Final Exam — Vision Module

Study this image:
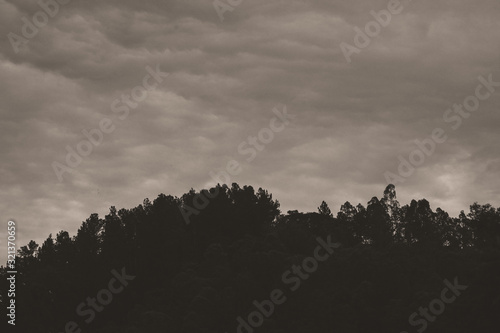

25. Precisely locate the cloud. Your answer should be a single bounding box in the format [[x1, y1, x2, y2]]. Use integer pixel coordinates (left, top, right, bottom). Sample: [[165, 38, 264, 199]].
[[1, 0, 499, 264]]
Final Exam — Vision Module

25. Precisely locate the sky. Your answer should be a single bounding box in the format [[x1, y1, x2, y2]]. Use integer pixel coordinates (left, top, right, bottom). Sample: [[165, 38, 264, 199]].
[[1, 0, 500, 264]]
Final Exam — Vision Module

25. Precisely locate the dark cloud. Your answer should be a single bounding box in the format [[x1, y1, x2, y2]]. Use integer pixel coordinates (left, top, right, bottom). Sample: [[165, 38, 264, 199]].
[[1, 0, 499, 264]]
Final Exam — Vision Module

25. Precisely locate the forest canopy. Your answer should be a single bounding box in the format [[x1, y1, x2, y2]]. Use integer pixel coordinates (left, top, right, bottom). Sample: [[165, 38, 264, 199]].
[[1, 183, 499, 332]]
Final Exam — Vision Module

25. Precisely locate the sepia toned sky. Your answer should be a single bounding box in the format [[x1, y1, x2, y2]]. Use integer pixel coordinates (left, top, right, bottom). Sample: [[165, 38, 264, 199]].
[[1, 0, 500, 264]]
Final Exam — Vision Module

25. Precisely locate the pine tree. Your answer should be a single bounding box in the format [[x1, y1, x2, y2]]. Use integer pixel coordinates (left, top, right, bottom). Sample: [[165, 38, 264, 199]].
[[318, 201, 333, 217]]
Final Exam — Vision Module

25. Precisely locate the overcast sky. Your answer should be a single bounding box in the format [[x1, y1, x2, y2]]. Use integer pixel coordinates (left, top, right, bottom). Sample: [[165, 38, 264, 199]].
[[1, 0, 499, 264]]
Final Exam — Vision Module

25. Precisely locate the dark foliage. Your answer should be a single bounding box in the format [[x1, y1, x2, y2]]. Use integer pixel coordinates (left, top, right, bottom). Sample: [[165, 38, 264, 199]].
[[1, 184, 499, 332]]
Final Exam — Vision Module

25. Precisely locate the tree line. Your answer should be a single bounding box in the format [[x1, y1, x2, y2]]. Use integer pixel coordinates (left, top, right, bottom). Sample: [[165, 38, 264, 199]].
[[1, 184, 499, 332]]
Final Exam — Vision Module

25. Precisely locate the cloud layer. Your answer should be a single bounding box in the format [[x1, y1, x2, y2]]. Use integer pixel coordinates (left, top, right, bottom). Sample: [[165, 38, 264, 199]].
[[1, 0, 499, 263]]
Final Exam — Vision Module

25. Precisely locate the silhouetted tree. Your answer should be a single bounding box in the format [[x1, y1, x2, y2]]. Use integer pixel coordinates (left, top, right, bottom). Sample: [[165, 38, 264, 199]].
[[466, 203, 500, 248], [75, 213, 102, 263], [318, 201, 333, 217], [37, 234, 55, 265], [4, 183, 500, 333]]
